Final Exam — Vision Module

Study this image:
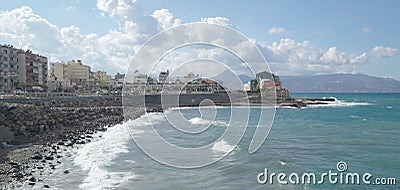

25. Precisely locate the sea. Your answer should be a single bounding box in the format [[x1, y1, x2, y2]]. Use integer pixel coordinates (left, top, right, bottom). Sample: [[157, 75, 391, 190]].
[[36, 93, 399, 189]]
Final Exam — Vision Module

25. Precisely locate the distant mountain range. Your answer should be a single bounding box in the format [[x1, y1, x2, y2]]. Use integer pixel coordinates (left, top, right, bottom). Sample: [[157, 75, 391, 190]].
[[280, 74, 400, 93], [213, 72, 400, 92]]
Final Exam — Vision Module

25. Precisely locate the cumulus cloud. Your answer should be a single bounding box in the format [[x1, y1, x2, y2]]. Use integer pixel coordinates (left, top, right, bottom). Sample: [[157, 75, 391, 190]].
[[96, 0, 158, 37], [268, 27, 287, 35], [256, 38, 380, 75], [151, 9, 181, 30], [349, 53, 369, 64], [0, 6, 62, 53], [370, 45, 398, 57], [0, 2, 397, 78], [320, 47, 348, 64]]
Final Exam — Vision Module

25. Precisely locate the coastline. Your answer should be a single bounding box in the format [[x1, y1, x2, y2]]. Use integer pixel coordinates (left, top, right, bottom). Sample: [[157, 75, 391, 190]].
[[0, 94, 334, 189], [0, 96, 145, 189]]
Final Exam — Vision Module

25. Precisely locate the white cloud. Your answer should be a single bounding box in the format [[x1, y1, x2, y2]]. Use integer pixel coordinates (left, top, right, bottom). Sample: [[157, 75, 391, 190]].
[[151, 9, 182, 30], [268, 27, 287, 35], [320, 47, 348, 64], [257, 38, 379, 75], [349, 53, 369, 64], [0, 6, 62, 53], [266, 38, 322, 63], [362, 26, 372, 33], [0, 3, 397, 78], [96, 0, 158, 36], [200, 17, 232, 27], [370, 45, 398, 57]]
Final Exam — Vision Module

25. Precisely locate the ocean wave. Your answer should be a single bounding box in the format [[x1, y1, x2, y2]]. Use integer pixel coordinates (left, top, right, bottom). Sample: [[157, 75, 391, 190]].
[[189, 117, 229, 127], [306, 97, 372, 108], [307, 101, 372, 108], [74, 123, 136, 190], [211, 139, 236, 153], [169, 106, 227, 111]]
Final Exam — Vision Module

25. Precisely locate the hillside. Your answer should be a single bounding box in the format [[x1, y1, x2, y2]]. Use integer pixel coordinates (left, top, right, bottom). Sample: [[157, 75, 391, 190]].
[[280, 74, 400, 93]]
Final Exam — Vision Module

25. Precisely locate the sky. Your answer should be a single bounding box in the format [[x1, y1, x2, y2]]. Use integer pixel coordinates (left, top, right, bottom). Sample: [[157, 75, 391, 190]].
[[0, 0, 399, 80]]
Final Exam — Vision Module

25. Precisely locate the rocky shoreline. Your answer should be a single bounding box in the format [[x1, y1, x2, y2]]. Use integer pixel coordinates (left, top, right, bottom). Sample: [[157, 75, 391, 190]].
[[0, 94, 334, 189], [0, 96, 144, 189]]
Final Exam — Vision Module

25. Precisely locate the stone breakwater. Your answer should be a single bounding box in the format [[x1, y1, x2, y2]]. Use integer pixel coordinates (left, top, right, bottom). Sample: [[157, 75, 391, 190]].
[[0, 96, 144, 189]]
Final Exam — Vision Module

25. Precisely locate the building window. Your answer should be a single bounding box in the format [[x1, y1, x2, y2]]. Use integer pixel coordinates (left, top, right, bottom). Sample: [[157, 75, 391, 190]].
[[2, 50, 7, 54], [10, 57, 14, 61], [2, 57, 7, 61]]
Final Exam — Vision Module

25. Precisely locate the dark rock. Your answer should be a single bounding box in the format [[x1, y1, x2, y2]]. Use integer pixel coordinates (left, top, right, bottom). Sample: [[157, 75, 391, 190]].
[[29, 177, 36, 182], [43, 184, 50, 188], [63, 170, 70, 174], [76, 141, 85, 144], [31, 154, 43, 160]]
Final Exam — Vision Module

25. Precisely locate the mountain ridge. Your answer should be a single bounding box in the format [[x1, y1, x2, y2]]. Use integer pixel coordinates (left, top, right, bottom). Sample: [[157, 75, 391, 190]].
[[280, 73, 400, 93]]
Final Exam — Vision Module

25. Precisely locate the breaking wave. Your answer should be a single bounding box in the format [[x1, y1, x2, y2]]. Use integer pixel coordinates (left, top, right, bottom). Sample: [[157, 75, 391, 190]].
[[211, 139, 236, 153]]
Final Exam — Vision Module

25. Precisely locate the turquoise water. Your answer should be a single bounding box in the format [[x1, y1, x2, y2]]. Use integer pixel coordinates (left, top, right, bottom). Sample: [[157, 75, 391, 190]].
[[44, 93, 399, 189]]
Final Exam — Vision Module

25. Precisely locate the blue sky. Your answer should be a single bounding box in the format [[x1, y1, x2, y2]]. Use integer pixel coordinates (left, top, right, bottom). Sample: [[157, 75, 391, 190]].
[[0, 0, 399, 79]]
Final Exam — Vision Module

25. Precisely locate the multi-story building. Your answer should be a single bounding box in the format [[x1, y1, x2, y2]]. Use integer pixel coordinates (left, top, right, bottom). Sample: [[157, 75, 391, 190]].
[[48, 62, 68, 91], [66, 60, 91, 88], [113, 72, 125, 87], [158, 70, 169, 84], [1, 45, 48, 92], [94, 71, 112, 85], [23, 50, 48, 86], [132, 70, 148, 84], [0, 45, 20, 92]]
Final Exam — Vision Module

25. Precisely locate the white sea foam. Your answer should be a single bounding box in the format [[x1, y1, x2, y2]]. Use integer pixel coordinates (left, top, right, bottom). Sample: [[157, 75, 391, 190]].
[[189, 117, 229, 127], [211, 139, 236, 153], [74, 123, 137, 190], [189, 117, 211, 125], [306, 97, 372, 108], [169, 106, 227, 111]]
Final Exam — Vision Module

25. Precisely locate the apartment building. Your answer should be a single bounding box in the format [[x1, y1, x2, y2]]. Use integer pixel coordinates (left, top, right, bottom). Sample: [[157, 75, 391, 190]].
[[94, 71, 112, 86], [24, 50, 48, 86], [0, 45, 19, 91], [0, 45, 48, 92], [66, 60, 91, 87]]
